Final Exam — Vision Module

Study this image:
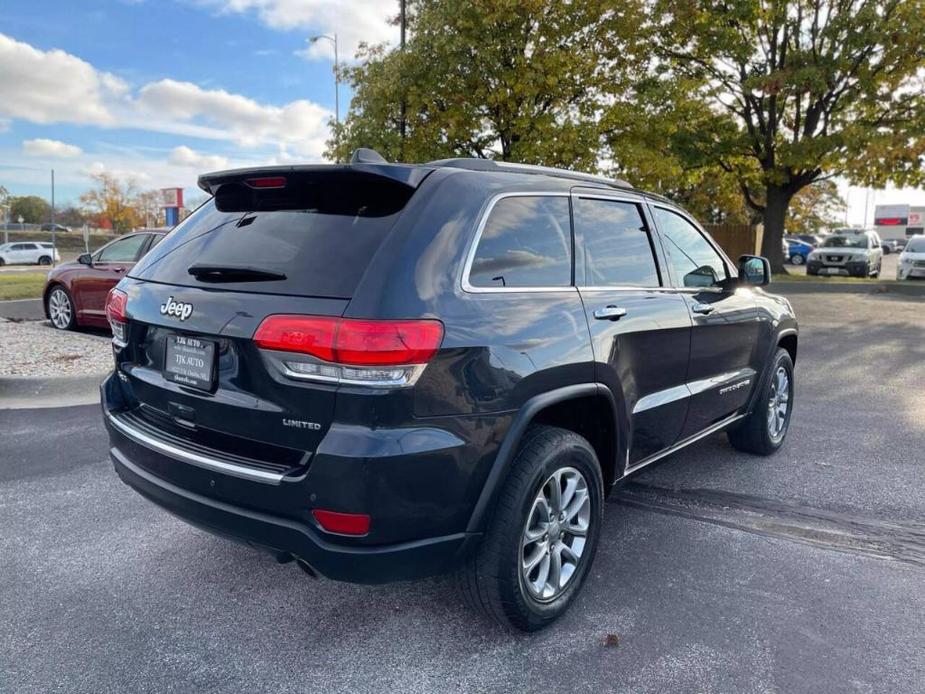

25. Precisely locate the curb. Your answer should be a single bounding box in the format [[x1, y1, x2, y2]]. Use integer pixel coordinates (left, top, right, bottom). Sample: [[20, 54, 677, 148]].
[[0, 372, 106, 410], [772, 281, 925, 297]]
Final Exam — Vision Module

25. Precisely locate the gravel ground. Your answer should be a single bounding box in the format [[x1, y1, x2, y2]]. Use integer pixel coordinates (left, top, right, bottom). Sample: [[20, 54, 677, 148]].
[[0, 318, 111, 377]]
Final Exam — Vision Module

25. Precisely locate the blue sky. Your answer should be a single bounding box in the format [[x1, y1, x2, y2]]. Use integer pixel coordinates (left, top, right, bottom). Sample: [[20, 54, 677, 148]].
[[0, 0, 395, 205]]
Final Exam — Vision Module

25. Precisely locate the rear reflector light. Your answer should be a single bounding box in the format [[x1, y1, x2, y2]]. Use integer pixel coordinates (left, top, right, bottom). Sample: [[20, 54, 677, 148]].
[[105, 288, 128, 344], [254, 316, 443, 366], [312, 509, 371, 536], [245, 176, 287, 189]]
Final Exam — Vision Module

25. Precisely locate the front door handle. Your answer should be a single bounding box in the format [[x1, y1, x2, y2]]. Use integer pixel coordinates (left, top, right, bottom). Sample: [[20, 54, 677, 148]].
[[593, 305, 627, 321], [691, 302, 714, 315]]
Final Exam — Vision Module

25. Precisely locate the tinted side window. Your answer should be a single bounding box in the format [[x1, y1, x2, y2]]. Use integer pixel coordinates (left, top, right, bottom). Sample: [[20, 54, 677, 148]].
[[97, 235, 149, 262], [574, 198, 660, 287], [469, 196, 571, 288], [654, 208, 728, 288]]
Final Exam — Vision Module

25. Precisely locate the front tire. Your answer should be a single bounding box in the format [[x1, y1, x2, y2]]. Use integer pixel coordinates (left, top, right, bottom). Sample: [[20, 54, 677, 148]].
[[790, 253, 805, 265], [457, 425, 604, 631], [47, 285, 76, 330], [728, 348, 794, 455], [38, 255, 52, 265]]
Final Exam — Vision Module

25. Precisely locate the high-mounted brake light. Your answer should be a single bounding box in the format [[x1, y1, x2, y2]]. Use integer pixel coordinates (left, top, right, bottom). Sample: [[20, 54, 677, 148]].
[[245, 176, 287, 189], [105, 288, 128, 344], [312, 509, 371, 536], [253, 315, 444, 387]]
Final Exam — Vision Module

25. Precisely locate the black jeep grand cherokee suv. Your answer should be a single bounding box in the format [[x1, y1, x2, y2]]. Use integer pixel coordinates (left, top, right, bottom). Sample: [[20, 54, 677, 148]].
[[102, 150, 797, 631]]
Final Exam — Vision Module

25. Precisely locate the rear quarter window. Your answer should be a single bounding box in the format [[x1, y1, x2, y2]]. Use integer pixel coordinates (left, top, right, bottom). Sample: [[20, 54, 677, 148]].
[[467, 195, 572, 289]]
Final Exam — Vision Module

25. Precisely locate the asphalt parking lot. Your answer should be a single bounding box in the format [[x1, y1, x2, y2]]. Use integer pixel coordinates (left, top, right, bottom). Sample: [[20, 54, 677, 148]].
[[1, 289, 924, 693]]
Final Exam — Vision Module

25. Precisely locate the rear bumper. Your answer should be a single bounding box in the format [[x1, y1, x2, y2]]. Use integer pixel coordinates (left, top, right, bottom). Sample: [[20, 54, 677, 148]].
[[111, 446, 478, 583], [100, 372, 484, 583]]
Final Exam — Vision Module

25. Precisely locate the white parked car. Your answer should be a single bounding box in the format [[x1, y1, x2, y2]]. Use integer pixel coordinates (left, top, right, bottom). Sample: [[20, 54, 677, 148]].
[[0, 242, 60, 266], [896, 235, 925, 280], [806, 230, 883, 277]]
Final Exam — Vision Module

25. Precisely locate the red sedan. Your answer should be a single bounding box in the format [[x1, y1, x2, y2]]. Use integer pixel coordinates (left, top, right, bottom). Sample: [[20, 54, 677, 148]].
[[43, 230, 166, 331]]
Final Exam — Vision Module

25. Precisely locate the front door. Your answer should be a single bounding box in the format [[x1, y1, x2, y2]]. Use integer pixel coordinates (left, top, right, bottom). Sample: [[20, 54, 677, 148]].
[[75, 234, 150, 322], [649, 204, 760, 437], [572, 192, 693, 466]]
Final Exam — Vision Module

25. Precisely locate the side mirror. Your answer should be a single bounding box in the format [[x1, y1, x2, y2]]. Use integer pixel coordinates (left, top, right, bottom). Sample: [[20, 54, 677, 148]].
[[739, 255, 770, 286], [77, 253, 92, 266]]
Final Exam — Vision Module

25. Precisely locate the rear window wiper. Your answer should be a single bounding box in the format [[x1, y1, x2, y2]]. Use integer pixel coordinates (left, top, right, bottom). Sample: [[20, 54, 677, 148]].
[[187, 264, 287, 282]]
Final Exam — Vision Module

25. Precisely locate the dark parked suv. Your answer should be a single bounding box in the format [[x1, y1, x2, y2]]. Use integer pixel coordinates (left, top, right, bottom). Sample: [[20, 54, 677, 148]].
[[102, 151, 798, 630]]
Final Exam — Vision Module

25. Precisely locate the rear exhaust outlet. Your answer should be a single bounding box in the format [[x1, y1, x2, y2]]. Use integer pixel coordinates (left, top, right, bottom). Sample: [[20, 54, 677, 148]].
[[296, 559, 318, 579], [273, 551, 295, 564]]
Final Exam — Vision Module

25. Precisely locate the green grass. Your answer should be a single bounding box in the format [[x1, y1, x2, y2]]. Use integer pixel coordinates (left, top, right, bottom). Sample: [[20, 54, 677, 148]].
[[0, 272, 47, 300], [772, 272, 894, 284]]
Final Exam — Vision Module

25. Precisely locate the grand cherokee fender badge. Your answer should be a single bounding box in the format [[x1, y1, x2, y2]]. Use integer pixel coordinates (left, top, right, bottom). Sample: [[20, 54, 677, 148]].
[[160, 296, 193, 321], [719, 378, 751, 395]]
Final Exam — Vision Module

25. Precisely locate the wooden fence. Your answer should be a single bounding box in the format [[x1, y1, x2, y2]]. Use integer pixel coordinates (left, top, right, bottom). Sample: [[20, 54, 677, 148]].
[[704, 223, 764, 260]]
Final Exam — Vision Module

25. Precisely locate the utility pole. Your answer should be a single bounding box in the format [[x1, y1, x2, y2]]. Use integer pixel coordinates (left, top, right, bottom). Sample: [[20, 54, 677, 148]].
[[399, 0, 407, 159], [50, 169, 56, 268], [311, 33, 340, 129]]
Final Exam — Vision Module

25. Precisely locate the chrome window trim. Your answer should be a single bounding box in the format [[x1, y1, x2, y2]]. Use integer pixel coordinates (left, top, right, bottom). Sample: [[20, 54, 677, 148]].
[[460, 191, 575, 294], [106, 411, 285, 485]]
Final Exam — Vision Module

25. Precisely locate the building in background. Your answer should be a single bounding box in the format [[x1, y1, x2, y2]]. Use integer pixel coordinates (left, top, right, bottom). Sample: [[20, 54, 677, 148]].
[[874, 204, 925, 241], [161, 188, 184, 227]]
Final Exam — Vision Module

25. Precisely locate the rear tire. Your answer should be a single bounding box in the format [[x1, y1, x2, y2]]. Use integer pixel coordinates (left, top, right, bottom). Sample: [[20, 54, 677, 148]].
[[790, 253, 805, 265], [456, 425, 604, 631], [728, 348, 794, 455]]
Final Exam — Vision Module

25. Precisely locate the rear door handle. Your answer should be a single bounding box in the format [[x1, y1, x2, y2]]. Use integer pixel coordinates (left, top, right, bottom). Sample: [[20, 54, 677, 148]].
[[691, 302, 714, 315], [593, 305, 627, 321]]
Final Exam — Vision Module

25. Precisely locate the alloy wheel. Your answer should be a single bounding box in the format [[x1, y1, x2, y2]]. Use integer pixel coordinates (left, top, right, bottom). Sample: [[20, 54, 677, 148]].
[[767, 366, 790, 440], [520, 467, 591, 602], [48, 288, 72, 329]]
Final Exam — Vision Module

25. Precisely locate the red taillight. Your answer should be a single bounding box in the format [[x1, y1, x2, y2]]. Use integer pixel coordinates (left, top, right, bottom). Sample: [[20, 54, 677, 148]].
[[105, 288, 127, 323], [254, 315, 444, 366], [245, 176, 287, 189], [312, 509, 371, 536]]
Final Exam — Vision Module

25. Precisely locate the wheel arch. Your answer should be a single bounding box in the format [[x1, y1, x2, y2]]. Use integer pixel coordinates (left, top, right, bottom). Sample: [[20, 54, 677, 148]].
[[778, 330, 798, 364], [465, 384, 621, 533]]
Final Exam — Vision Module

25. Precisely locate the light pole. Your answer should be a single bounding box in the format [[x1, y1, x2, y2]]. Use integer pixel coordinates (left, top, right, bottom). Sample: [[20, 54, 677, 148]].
[[310, 33, 339, 129]]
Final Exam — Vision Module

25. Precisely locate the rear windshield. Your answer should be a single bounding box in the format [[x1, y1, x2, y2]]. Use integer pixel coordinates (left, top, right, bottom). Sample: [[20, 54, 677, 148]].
[[130, 197, 407, 298]]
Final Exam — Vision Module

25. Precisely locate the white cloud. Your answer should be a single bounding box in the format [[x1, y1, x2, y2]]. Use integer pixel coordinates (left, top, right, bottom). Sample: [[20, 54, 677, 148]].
[[0, 33, 333, 159], [22, 138, 83, 158], [136, 79, 330, 156], [203, 0, 397, 61], [0, 33, 127, 125], [168, 145, 230, 170]]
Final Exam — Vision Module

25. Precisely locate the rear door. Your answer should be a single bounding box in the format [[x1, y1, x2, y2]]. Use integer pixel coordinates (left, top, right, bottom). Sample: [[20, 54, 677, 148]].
[[10, 243, 33, 263], [75, 233, 151, 322], [649, 203, 760, 437], [573, 191, 693, 465]]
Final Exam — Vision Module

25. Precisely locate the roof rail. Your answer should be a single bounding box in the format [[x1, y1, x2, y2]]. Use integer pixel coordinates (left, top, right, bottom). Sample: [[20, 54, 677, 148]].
[[426, 157, 632, 189]]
